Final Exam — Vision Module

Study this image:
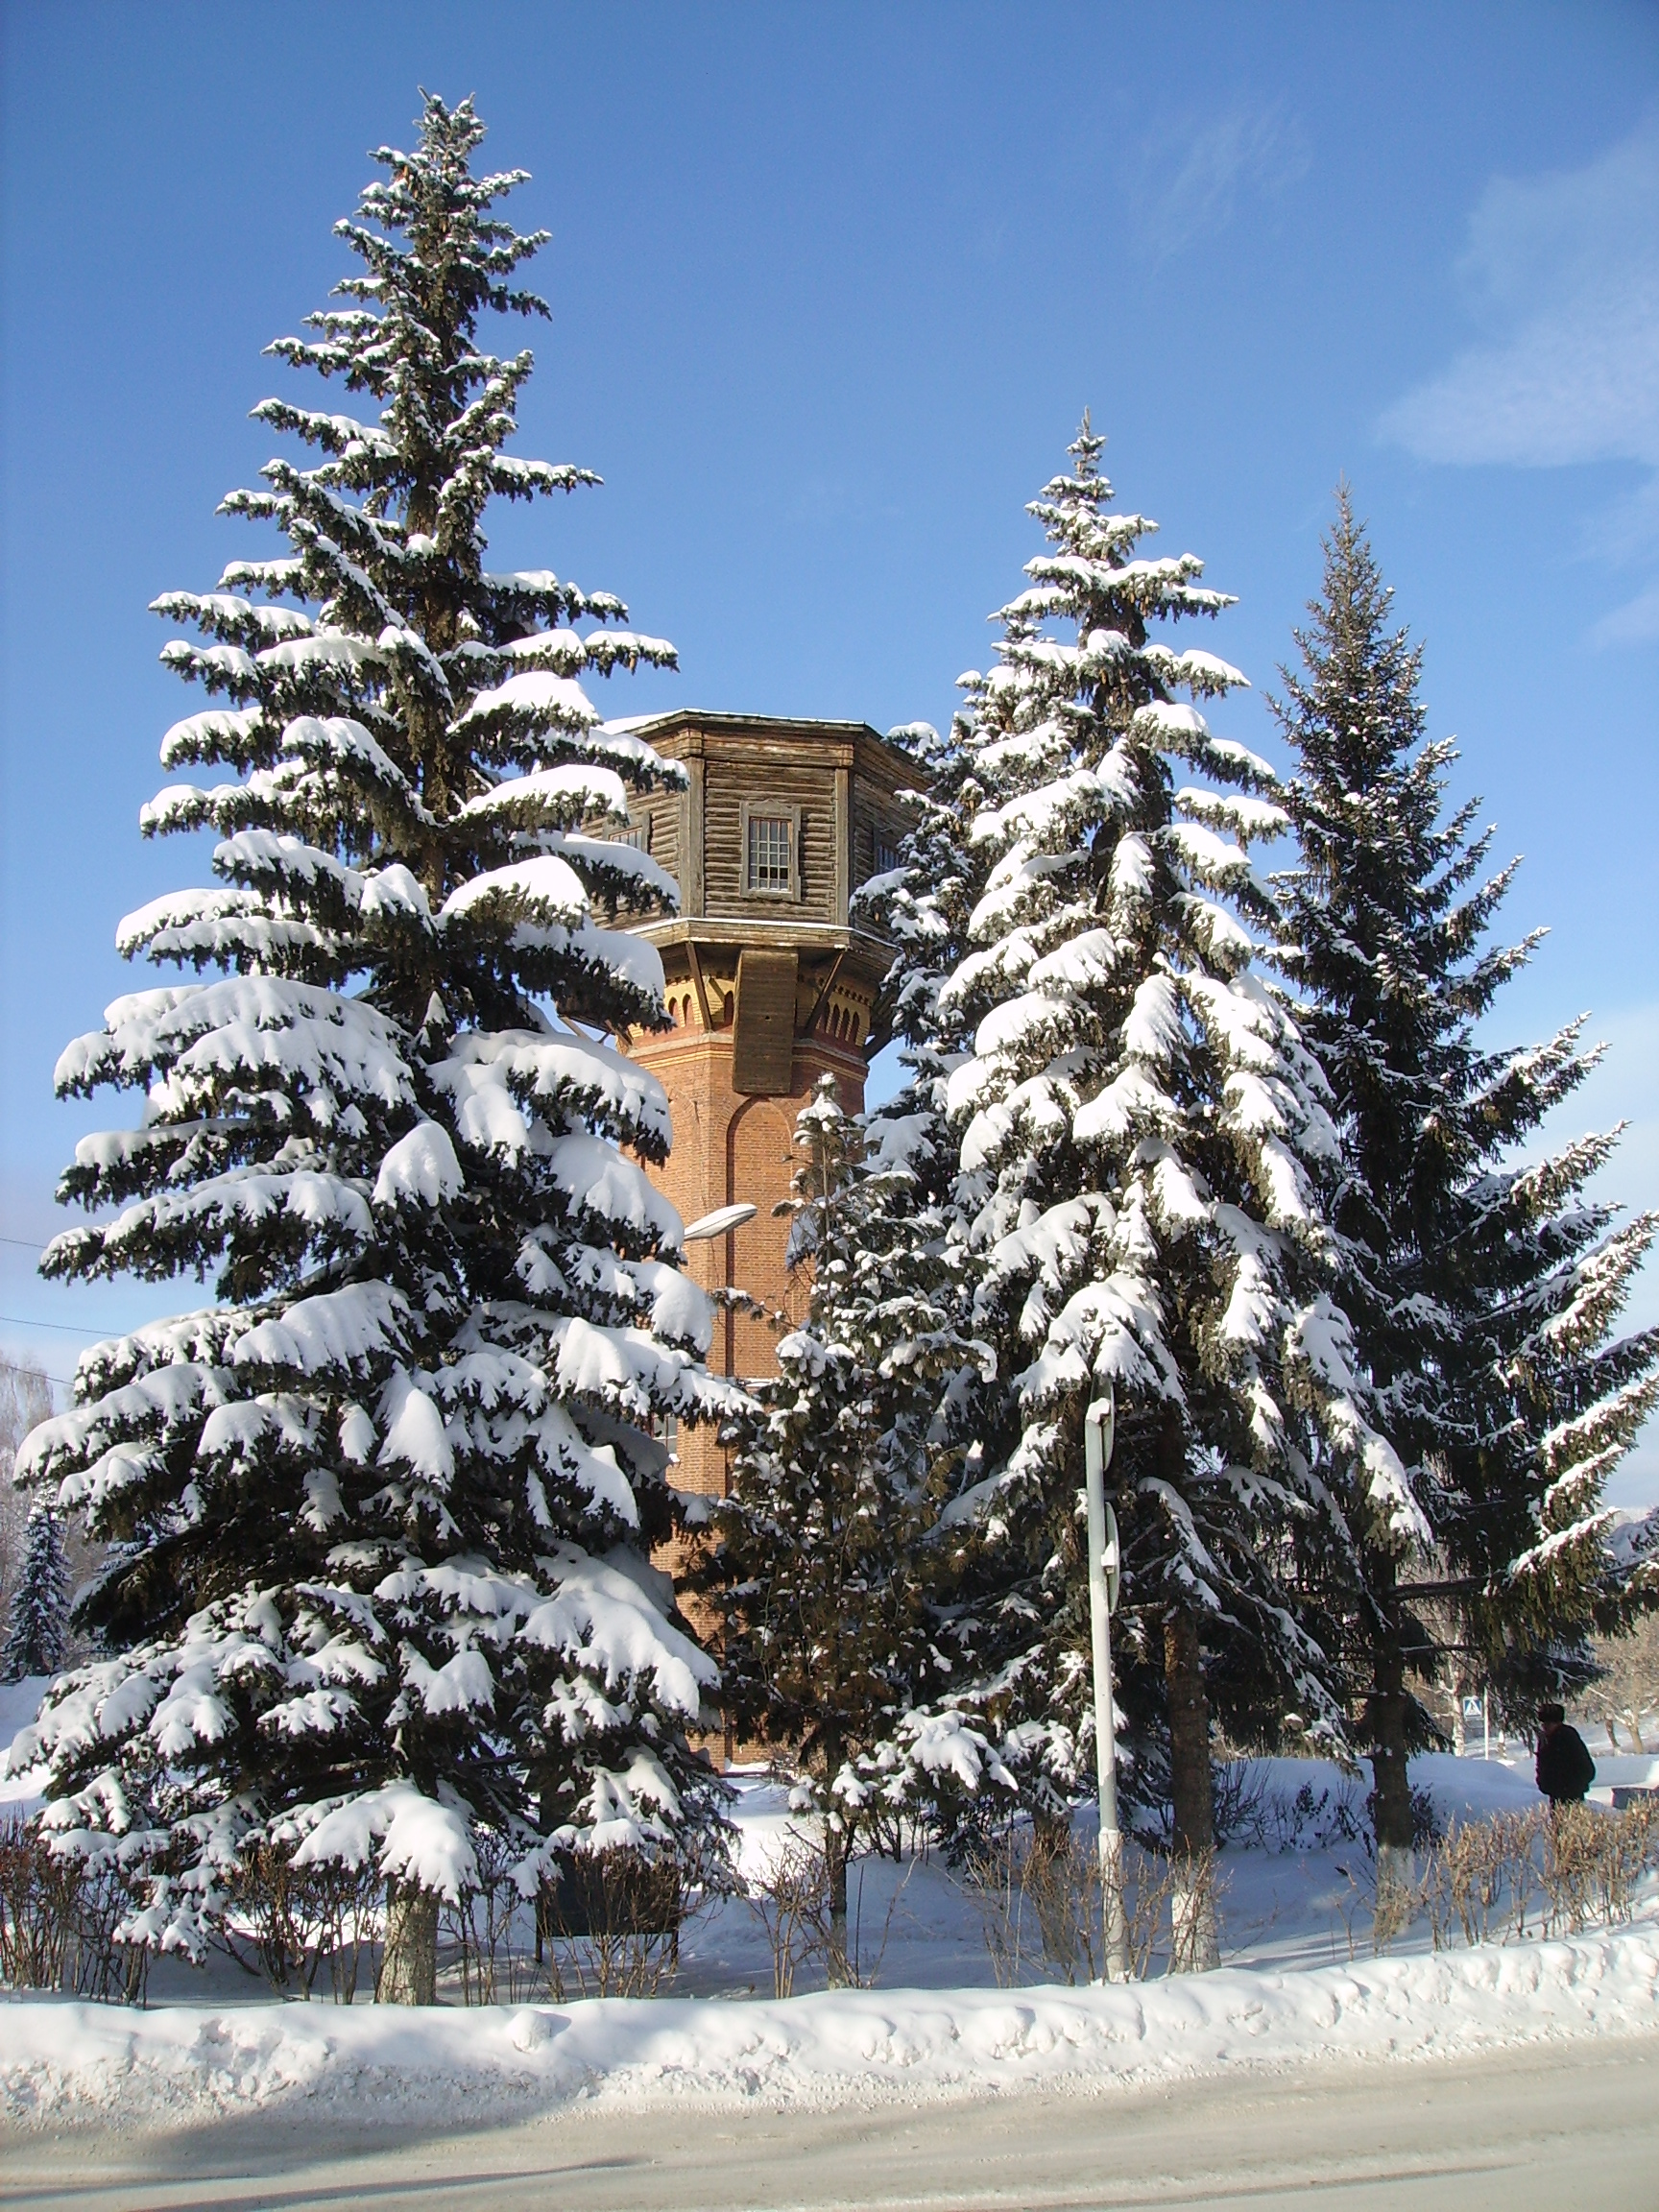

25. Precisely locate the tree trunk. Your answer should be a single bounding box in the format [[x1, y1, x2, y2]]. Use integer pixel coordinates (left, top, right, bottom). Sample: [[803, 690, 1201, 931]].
[[1367, 1564, 1415, 1904], [377, 1880, 439, 2005], [1164, 1605, 1219, 1972], [826, 1828, 851, 1986]]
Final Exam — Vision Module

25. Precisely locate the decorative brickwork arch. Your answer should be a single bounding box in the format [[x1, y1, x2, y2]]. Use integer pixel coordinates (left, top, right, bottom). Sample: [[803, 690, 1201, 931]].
[[726, 1095, 799, 1373]]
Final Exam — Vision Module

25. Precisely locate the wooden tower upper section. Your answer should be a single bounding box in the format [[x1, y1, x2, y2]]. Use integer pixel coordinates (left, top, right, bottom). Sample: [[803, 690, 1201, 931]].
[[615, 709, 921, 1490]]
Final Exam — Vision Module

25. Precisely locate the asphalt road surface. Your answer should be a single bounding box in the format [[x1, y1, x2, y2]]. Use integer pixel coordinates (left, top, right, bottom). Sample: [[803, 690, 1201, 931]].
[[3, 2035, 1656, 2212]]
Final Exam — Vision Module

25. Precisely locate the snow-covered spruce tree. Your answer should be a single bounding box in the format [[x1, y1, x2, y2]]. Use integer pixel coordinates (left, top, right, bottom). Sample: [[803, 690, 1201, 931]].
[[926, 422, 1416, 1961], [852, 715, 993, 1397], [854, 720, 981, 1073], [1273, 489, 1659, 1874], [6, 97, 738, 2004], [2, 1506, 69, 1683], [698, 1076, 988, 1974], [847, 725, 1021, 1815], [0, 1358, 55, 1617]]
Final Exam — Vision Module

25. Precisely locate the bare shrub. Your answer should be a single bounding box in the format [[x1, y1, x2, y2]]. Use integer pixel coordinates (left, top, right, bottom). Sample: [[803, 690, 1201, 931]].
[[1167, 1846, 1223, 1974], [745, 1828, 830, 1998], [1540, 1800, 1659, 1934], [964, 1820, 1223, 1984], [1596, 1795, 1659, 1924], [0, 1816, 148, 2002], [1370, 1855, 1417, 1953], [1419, 1811, 1540, 1949], [1357, 1799, 1659, 1957], [1258, 1774, 1367, 1855], [441, 1826, 534, 2008], [964, 1821, 1098, 1985], [962, 1827, 1026, 1988], [742, 1826, 909, 1995], [222, 1840, 314, 1993], [310, 1860, 383, 2003], [444, 1834, 739, 2008], [536, 1846, 686, 2001], [1022, 1820, 1099, 1979], [1211, 1762, 1270, 1848], [541, 1921, 679, 2001], [220, 1840, 382, 2002], [0, 1815, 78, 1988]]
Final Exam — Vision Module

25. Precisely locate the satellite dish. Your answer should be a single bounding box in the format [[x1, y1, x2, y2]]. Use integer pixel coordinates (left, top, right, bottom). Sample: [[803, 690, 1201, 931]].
[[682, 1202, 757, 1243]]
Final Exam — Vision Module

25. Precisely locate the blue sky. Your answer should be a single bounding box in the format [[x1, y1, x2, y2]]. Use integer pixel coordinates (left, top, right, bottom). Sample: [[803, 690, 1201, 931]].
[[3, 2, 1658, 1497]]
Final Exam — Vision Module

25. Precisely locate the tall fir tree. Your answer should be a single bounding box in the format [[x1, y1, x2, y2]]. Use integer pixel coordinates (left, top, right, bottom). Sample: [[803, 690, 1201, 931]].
[[854, 719, 981, 1073], [3, 1506, 70, 1684], [700, 1075, 986, 1970], [850, 713, 996, 1599], [849, 721, 1026, 1797], [0, 1359, 55, 1619], [1273, 489, 1659, 1874], [7, 97, 736, 2001], [916, 423, 1414, 1959]]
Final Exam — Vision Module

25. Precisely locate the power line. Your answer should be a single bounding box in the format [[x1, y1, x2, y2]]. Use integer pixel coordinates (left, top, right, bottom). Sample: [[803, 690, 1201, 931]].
[[0, 1235, 46, 1252], [0, 1352, 76, 1387], [0, 1313, 109, 1336]]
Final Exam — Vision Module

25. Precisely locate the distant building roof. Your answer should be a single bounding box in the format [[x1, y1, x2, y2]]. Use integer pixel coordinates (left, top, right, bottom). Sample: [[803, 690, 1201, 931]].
[[603, 709, 883, 740], [601, 709, 925, 786]]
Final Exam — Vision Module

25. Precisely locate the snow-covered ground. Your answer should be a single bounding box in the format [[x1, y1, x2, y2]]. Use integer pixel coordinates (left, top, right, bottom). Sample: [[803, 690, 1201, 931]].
[[666, 1752, 1625, 1989], [2, 1743, 1657, 2131]]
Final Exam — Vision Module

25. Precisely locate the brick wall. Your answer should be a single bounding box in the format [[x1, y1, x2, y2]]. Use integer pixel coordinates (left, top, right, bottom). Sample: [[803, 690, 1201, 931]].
[[627, 1018, 866, 1498]]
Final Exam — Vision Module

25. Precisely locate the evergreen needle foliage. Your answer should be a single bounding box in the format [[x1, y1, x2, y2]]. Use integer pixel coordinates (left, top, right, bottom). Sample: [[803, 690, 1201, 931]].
[[12, 96, 737, 1990], [1273, 489, 1659, 1861]]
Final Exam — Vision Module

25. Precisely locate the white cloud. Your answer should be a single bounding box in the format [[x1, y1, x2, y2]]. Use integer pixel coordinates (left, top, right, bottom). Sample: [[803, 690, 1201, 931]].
[[1593, 579, 1659, 649], [1135, 103, 1309, 260], [1383, 118, 1659, 468], [1382, 116, 1659, 647]]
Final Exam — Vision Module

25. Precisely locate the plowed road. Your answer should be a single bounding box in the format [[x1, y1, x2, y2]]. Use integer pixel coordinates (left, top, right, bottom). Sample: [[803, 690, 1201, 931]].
[[3, 2035, 1655, 2211]]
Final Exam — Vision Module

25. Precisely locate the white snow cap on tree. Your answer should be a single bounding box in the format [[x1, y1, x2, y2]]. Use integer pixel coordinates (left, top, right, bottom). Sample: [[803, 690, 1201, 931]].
[[7, 96, 739, 1958]]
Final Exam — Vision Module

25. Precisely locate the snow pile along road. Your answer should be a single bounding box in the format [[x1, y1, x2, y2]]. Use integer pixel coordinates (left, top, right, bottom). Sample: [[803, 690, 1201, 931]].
[[4, 1918, 1657, 2130]]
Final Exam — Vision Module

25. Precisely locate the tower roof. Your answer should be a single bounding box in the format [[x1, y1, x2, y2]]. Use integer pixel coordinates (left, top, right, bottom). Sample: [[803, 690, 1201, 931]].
[[604, 709, 924, 786]]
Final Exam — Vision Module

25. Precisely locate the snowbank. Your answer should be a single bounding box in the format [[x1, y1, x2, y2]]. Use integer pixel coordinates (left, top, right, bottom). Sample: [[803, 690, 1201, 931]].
[[1586, 1753, 1659, 1802], [4, 1918, 1657, 2131]]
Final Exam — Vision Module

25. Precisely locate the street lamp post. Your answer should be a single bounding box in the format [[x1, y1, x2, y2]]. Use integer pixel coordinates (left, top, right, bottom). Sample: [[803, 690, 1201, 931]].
[[1085, 1389, 1129, 1982]]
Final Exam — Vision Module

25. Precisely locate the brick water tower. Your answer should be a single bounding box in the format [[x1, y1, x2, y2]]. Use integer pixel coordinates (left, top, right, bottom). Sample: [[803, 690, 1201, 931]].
[[616, 710, 920, 1497]]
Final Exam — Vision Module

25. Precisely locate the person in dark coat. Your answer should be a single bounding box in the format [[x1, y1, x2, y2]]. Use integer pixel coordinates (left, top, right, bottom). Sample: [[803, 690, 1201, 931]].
[[1535, 1703, 1597, 1803]]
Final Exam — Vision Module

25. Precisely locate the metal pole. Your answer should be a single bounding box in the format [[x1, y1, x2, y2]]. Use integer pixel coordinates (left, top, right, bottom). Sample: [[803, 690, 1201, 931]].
[[1483, 1692, 1490, 1763], [1085, 1390, 1129, 1983]]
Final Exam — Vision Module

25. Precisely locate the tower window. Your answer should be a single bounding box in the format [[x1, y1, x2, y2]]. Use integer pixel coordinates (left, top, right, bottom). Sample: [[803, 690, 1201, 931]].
[[743, 805, 799, 896], [874, 834, 899, 876], [748, 813, 790, 889]]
